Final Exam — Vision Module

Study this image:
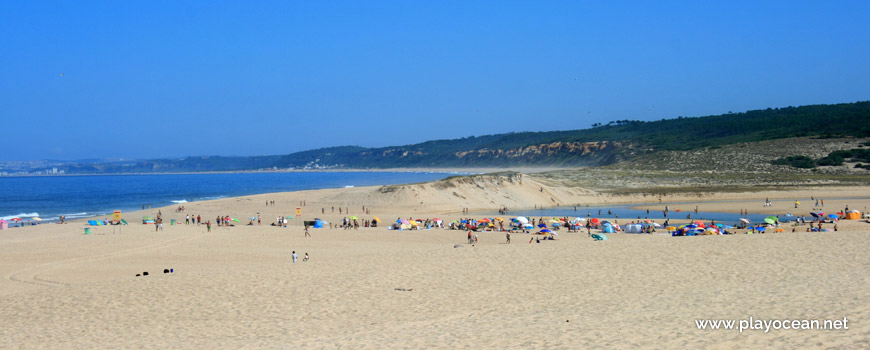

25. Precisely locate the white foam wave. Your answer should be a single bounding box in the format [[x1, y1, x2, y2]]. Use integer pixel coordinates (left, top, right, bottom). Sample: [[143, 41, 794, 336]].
[[0, 212, 40, 220], [62, 212, 91, 219], [171, 200, 188, 204], [344, 185, 355, 188]]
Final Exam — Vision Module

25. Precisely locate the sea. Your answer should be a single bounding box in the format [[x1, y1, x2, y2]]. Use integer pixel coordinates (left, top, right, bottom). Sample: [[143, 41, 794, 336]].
[[0, 172, 462, 222]]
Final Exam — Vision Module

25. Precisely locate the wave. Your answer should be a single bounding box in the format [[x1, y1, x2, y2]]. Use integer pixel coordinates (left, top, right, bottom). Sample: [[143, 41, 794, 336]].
[[171, 200, 188, 204], [0, 212, 40, 220], [62, 212, 92, 219], [344, 185, 355, 188]]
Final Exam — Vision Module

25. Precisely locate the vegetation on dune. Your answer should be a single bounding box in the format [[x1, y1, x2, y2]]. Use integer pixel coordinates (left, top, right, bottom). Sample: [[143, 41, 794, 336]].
[[772, 148, 870, 169]]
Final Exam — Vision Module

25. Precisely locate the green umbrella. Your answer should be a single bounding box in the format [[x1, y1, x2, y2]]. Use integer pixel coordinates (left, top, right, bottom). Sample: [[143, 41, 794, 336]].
[[763, 217, 776, 224]]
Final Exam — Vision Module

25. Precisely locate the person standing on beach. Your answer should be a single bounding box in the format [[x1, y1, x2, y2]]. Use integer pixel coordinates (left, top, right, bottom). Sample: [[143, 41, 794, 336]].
[[506, 232, 511, 244], [303, 252, 309, 262], [206, 221, 211, 232], [292, 251, 297, 263], [304, 226, 311, 237]]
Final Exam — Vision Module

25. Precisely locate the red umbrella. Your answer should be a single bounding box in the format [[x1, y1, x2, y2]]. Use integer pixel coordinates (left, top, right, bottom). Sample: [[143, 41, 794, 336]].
[[9, 218, 21, 222], [590, 218, 600, 224]]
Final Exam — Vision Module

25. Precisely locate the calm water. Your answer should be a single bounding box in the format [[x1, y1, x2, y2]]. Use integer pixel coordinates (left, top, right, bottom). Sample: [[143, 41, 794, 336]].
[[0, 172, 459, 221], [493, 204, 790, 227]]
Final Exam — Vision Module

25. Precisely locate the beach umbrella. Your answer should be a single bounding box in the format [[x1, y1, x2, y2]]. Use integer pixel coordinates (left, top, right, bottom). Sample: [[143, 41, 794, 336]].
[[231, 218, 239, 222], [249, 217, 257, 220], [495, 217, 504, 222], [827, 214, 839, 220], [573, 217, 586, 222], [516, 217, 529, 224], [9, 218, 21, 222], [433, 218, 441, 221], [373, 217, 381, 222], [349, 216, 358, 220], [537, 223, 547, 228], [756, 226, 766, 232], [401, 219, 409, 224], [479, 218, 491, 223], [739, 218, 750, 223], [810, 212, 822, 218], [590, 218, 600, 224], [540, 228, 552, 233], [32, 217, 42, 221], [764, 216, 778, 224]]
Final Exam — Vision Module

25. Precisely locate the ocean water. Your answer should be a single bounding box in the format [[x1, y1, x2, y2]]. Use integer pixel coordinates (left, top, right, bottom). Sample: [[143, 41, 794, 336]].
[[0, 172, 460, 222]]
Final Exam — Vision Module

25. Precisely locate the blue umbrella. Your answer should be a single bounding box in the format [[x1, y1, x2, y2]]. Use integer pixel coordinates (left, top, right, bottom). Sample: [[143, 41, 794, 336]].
[[538, 223, 547, 228], [540, 228, 552, 233], [827, 214, 839, 220]]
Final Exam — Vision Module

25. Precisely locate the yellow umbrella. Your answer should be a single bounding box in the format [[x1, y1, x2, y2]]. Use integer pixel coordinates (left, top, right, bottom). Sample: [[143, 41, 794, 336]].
[[495, 217, 504, 221], [32, 217, 43, 221], [373, 216, 381, 222]]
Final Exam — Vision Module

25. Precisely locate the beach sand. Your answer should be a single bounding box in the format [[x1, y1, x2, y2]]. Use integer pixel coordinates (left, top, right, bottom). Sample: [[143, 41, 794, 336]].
[[2, 175, 869, 349]]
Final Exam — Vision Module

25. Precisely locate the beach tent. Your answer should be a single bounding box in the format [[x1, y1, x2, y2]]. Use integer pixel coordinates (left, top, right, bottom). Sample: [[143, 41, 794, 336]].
[[601, 225, 615, 233], [0, 219, 7, 230], [623, 224, 644, 233], [313, 219, 324, 228], [845, 210, 861, 220]]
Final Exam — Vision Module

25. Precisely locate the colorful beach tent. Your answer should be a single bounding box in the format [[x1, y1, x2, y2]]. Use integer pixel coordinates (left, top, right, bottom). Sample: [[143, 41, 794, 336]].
[[845, 210, 862, 220]]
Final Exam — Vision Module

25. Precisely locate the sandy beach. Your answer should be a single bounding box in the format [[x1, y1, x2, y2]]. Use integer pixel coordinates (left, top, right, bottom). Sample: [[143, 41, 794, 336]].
[[2, 174, 870, 349]]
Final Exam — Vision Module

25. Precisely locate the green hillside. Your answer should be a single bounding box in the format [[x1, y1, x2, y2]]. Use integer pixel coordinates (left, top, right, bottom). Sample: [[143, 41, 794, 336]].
[[49, 101, 870, 173]]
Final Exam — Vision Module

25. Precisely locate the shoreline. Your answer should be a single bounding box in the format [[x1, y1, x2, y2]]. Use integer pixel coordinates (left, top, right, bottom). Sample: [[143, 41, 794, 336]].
[[26, 174, 870, 226]]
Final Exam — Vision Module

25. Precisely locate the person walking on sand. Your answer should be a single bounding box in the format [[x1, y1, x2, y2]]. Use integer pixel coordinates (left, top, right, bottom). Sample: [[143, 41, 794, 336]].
[[206, 221, 211, 232], [292, 251, 297, 263], [506, 232, 511, 244], [304, 226, 311, 237], [303, 252, 309, 262]]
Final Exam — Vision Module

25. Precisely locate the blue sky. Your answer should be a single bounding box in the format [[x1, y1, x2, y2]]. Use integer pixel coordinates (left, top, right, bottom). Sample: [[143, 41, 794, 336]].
[[2, 1, 869, 161]]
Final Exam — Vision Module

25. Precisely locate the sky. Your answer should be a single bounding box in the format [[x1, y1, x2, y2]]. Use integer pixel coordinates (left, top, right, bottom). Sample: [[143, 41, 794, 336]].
[[2, 1, 869, 161]]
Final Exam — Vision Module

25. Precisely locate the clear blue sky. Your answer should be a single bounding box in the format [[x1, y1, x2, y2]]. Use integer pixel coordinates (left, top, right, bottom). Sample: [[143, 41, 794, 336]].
[[2, 1, 869, 161]]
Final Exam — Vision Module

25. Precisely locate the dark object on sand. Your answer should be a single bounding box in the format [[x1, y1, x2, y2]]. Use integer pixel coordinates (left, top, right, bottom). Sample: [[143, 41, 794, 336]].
[[135, 274, 140, 277], [394, 288, 414, 292], [453, 244, 463, 248], [170, 268, 173, 273], [163, 269, 169, 274], [143, 272, 149, 276]]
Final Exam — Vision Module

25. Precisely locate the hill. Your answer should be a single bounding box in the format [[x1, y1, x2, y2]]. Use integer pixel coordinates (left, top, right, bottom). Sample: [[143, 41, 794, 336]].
[[13, 101, 870, 174]]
